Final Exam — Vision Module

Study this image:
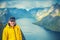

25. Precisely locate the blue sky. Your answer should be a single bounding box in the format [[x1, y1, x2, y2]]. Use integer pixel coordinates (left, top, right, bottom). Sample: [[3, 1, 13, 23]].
[[0, 0, 60, 10]]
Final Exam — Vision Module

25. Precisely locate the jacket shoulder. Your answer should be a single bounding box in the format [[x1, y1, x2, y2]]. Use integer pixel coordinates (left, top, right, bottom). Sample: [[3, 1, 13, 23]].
[[15, 25, 21, 30], [3, 24, 9, 31], [3, 26, 8, 32], [16, 25, 20, 28]]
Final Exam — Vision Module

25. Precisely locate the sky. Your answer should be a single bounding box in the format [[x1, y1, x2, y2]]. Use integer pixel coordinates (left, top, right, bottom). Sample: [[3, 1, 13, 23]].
[[0, 0, 60, 10]]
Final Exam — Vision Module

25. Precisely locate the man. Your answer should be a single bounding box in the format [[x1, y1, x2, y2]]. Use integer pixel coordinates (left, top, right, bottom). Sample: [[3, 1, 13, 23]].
[[2, 17, 22, 40]]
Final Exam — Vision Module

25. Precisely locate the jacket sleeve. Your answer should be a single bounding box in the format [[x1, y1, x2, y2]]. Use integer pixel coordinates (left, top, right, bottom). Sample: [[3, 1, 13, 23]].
[[2, 28, 8, 40], [18, 26, 22, 40]]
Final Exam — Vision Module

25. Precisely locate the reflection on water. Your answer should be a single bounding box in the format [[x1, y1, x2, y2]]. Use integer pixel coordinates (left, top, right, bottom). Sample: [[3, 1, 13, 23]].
[[16, 18, 60, 40]]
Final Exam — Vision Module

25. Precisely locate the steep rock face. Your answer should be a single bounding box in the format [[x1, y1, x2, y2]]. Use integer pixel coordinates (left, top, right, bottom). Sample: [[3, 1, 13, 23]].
[[34, 3, 60, 32], [8, 8, 32, 18], [34, 16, 60, 32], [0, 8, 6, 40]]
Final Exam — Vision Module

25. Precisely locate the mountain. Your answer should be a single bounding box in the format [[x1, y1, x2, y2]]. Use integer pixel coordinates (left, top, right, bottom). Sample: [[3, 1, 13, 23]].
[[6, 8, 33, 19], [34, 3, 60, 32], [0, 8, 8, 40], [0, 8, 38, 24], [28, 8, 44, 19]]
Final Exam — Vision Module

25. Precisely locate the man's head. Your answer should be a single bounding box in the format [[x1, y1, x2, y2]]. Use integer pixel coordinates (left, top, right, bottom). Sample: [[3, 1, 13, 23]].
[[8, 17, 16, 27]]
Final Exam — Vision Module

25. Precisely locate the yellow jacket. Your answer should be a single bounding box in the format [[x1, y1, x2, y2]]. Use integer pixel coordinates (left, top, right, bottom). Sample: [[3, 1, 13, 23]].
[[2, 24, 22, 40]]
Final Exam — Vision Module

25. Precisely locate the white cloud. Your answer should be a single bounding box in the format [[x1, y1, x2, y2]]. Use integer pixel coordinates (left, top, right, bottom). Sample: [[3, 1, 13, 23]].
[[0, 1, 53, 10], [35, 1, 52, 7], [0, 2, 7, 8], [6, 1, 53, 10]]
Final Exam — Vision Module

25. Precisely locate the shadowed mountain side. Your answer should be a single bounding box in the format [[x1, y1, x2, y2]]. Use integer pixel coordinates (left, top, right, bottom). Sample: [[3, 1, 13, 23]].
[[0, 22, 4, 40], [34, 3, 60, 32], [6, 8, 33, 19], [28, 8, 45, 18], [34, 16, 60, 32]]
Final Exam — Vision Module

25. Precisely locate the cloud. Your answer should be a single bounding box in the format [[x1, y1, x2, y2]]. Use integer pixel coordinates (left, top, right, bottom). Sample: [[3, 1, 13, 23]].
[[6, 1, 53, 10], [0, 0, 55, 10], [0, 2, 7, 8]]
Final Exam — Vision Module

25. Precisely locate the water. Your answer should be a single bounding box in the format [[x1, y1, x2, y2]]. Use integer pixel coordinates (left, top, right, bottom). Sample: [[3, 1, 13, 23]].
[[16, 18, 60, 40]]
